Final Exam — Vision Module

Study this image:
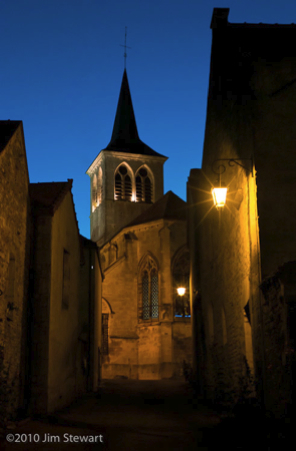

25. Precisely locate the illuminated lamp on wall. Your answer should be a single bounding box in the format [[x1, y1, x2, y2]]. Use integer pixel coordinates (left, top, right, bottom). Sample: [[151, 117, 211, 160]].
[[211, 158, 254, 209], [212, 184, 227, 209], [177, 287, 186, 296]]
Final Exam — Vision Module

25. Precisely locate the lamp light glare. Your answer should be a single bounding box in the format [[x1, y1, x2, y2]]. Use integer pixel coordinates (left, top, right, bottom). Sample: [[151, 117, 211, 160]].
[[177, 287, 186, 296], [212, 187, 227, 208]]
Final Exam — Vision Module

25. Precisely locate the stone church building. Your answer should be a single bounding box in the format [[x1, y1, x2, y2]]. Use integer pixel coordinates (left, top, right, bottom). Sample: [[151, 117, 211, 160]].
[[87, 70, 192, 379], [188, 8, 296, 416]]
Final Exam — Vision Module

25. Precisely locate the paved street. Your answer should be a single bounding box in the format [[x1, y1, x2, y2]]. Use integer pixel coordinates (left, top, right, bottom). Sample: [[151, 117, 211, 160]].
[[3, 379, 293, 450], [1, 379, 221, 450]]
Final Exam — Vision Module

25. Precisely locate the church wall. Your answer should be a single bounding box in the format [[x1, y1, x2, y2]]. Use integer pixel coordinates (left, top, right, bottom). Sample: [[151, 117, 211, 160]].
[[101, 219, 191, 380], [101, 235, 139, 378], [0, 124, 30, 420], [90, 151, 165, 245], [47, 191, 81, 413], [103, 153, 164, 202]]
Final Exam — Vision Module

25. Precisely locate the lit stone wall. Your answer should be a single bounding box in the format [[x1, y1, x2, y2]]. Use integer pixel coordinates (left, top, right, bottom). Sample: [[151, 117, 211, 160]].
[[89, 151, 166, 245], [0, 124, 30, 420], [48, 192, 81, 412], [188, 11, 296, 413], [31, 191, 97, 414], [101, 219, 191, 380]]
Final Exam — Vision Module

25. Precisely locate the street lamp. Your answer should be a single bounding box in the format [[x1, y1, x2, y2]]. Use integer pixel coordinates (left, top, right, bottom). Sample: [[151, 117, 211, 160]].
[[212, 186, 228, 209], [211, 157, 253, 209], [177, 287, 186, 296]]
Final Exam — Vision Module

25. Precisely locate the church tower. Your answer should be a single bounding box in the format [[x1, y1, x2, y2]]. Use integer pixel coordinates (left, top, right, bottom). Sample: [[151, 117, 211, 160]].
[[86, 70, 167, 246]]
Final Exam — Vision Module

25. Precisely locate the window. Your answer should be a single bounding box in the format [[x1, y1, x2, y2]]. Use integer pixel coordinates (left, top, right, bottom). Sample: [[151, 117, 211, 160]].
[[97, 167, 103, 204], [92, 174, 97, 211], [62, 249, 70, 309], [140, 256, 159, 320], [172, 249, 190, 318], [114, 165, 132, 201], [135, 167, 152, 203]]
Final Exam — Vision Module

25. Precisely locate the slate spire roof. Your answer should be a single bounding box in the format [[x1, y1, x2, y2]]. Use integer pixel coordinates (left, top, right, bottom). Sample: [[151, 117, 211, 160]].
[[104, 69, 165, 158]]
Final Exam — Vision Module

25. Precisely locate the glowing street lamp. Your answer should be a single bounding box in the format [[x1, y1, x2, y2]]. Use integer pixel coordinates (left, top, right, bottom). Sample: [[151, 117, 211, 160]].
[[212, 186, 227, 209], [177, 287, 186, 296]]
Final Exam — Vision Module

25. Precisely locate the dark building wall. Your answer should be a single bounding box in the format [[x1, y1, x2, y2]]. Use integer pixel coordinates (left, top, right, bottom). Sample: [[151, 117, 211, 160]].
[[79, 237, 102, 392], [30, 214, 52, 414], [0, 123, 30, 420], [30, 190, 102, 415], [188, 9, 296, 413]]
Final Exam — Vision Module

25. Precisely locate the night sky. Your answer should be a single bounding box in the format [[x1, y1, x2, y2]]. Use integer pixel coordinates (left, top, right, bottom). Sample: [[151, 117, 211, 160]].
[[1, 0, 296, 238]]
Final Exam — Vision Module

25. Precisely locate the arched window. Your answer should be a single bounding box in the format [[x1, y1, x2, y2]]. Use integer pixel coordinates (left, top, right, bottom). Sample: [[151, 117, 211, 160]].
[[97, 167, 103, 204], [172, 249, 190, 317], [140, 256, 159, 320], [114, 164, 133, 201], [135, 167, 153, 203], [92, 174, 97, 211]]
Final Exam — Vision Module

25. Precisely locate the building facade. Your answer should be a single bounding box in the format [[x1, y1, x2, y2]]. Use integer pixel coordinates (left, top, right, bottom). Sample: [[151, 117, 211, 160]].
[[87, 70, 192, 379], [0, 121, 30, 421], [188, 8, 296, 415], [29, 181, 102, 414], [0, 122, 103, 422]]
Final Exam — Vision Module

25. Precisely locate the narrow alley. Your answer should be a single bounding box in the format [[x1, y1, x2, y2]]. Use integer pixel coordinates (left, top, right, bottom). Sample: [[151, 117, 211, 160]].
[[1, 380, 221, 450]]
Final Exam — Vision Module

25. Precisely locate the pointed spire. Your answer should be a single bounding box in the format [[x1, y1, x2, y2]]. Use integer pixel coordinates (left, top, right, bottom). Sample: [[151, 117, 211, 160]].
[[104, 70, 165, 158], [108, 69, 139, 145]]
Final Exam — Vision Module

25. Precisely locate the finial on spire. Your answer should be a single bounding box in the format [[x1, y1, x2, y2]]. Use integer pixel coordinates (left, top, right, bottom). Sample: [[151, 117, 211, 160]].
[[120, 26, 131, 69]]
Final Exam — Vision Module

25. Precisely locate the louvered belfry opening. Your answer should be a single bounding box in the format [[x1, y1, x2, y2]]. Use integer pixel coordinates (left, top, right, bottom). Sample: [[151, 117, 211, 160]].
[[136, 175, 142, 201], [135, 167, 152, 203], [125, 175, 132, 201], [115, 173, 122, 200], [114, 164, 133, 201]]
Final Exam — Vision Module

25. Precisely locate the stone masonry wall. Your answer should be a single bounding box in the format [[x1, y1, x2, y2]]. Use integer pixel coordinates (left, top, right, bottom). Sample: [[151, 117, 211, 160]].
[[0, 124, 29, 421]]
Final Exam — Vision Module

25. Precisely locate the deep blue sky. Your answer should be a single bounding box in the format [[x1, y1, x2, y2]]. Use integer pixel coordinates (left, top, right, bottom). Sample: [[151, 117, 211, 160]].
[[1, 0, 296, 238]]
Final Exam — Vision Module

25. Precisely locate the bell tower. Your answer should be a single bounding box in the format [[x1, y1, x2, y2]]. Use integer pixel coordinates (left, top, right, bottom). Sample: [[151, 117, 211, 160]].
[[86, 70, 167, 246]]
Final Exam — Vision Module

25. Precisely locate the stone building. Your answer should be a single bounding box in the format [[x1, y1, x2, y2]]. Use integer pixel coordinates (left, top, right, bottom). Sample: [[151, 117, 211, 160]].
[[0, 121, 30, 420], [29, 181, 102, 414], [87, 70, 192, 379], [0, 122, 103, 422], [188, 8, 296, 416]]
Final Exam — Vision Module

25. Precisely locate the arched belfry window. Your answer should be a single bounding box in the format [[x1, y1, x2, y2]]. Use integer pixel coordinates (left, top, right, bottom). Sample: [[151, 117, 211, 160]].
[[97, 167, 103, 204], [172, 249, 190, 317], [92, 174, 97, 212], [135, 167, 153, 203], [114, 164, 133, 201], [139, 255, 159, 320]]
